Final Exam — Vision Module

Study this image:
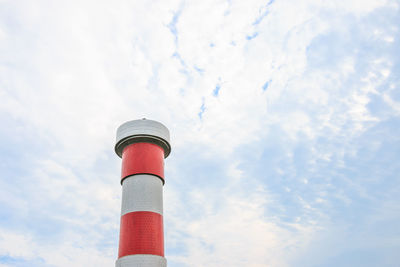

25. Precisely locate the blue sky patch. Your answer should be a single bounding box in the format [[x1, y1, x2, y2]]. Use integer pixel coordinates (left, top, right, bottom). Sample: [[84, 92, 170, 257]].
[[262, 80, 271, 91], [213, 84, 221, 96], [198, 100, 206, 119], [246, 32, 259, 40]]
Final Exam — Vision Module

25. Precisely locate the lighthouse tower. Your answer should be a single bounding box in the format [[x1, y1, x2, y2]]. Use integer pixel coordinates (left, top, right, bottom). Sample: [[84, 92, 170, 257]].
[[114, 119, 171, 267]]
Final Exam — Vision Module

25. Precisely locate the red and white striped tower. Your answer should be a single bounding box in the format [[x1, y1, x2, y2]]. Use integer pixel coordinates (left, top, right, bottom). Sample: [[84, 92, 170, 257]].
[[114, 119, 171, 267]]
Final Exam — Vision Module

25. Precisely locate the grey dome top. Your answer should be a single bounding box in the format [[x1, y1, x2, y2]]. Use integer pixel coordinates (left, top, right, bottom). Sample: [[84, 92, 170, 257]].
[[115, 119, 171, 158]]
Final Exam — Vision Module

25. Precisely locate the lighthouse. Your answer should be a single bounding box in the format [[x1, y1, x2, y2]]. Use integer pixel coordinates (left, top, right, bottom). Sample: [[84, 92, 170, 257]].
[[114, 119, 171, 267]]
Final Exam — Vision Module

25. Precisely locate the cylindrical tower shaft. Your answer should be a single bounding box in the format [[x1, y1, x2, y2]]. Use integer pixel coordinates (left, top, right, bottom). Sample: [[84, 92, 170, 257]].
[[115, 119, 171, 267]]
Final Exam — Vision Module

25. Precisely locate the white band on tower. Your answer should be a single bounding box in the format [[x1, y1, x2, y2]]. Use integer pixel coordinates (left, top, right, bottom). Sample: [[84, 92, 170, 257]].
[[116, 254, 167, 267], [121, 174, 163, 216]]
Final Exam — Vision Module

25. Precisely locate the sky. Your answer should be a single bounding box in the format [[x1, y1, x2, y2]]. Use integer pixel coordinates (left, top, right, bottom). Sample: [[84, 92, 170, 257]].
[[0, 0, 399, 266]]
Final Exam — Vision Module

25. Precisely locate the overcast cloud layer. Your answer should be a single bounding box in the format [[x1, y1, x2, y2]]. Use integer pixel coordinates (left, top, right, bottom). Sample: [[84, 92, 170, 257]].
[[0, 0, 399, 266]]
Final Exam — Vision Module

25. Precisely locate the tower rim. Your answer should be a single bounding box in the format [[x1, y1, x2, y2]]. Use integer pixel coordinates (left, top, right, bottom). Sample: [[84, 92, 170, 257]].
[[115, 119, 171, 158]]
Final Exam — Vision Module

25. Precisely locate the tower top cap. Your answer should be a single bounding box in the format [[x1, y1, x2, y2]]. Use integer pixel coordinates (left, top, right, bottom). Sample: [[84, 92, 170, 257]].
[[115, 119, 171, 158]]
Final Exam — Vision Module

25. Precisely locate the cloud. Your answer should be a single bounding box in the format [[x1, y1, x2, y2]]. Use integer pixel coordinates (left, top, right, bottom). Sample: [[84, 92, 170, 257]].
[[165, 162, 316, 267], [0, 0, 399, 266]]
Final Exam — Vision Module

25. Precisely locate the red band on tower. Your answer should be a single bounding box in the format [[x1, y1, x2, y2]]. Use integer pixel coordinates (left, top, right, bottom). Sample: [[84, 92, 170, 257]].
[[121, 143, 165, 181], [118, 211, 164, 258]]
